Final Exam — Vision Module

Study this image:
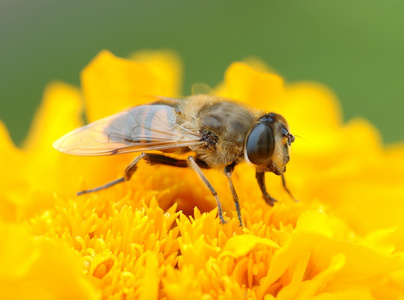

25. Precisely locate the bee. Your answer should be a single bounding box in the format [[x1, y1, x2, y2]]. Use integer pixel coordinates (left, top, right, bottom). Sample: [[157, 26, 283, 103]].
[[53, 95, 296, 226]]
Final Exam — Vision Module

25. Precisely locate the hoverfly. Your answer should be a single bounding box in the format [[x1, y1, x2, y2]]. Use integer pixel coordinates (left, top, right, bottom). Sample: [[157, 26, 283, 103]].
[[53, 95, 296, 226]]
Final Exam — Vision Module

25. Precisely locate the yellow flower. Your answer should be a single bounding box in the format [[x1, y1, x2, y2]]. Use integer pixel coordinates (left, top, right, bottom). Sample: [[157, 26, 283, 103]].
[[1, 49, 404, 299]]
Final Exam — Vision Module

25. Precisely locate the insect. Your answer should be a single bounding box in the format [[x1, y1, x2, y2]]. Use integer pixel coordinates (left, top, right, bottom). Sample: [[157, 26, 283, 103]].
[[53, 95, 296, 226]]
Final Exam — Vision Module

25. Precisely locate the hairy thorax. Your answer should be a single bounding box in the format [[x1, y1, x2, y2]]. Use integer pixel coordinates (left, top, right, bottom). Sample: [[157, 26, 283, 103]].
[[178, 96, 259, 168]]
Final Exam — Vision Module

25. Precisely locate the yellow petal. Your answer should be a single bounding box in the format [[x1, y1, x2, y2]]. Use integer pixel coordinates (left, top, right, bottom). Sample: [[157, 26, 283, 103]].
[[221, 235, 279, 258], [0, 222, 96, 300], [360, 228, 397, 255], [312, 288, 374, 300], [17, 82, 101, 202], [283, 82, 343, 133], [18, 82, 87, 202], [258, 210, 404, 298], [0, 223, 39, 279], [294, 210, 334, 238], [138, 252, 159, 300], [0, 120, 20, 156], [23, 82, 83, 153], [220, 62, 285, 110], [275, 251, 312, 299], [295, 254, 346, 299], [130, 49, 182, 98], [3, 50, 404, 298], [257, 211, 333, 297], [0, 122, 23, 221], [81, 50, 180, 122]]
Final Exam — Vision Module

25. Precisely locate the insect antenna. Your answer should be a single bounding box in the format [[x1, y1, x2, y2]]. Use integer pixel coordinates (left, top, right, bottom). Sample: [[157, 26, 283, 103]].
[[293, 134, 305, 141]]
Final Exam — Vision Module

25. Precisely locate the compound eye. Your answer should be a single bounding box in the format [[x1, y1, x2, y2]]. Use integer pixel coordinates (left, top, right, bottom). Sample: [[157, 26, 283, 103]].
[[245, 123, 275, 165]]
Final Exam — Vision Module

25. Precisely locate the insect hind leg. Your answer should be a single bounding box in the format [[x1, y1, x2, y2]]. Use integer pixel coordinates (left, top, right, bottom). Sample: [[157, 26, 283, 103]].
[[77, 177, 126, 195], [77, 153, 205, 196], [77, 153, 147, 196]]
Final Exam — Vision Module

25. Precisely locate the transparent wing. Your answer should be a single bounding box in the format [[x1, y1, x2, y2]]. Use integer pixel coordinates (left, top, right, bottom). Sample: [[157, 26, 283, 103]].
[[53, 104, 203, 156], [191, 82, 213, 95]]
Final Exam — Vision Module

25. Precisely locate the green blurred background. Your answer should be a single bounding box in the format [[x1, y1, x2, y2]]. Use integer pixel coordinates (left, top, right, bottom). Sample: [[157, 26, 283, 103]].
[[1, 0, 403, 145]]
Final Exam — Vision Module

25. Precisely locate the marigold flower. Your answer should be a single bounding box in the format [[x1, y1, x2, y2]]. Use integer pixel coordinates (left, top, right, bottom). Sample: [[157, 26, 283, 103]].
[[1, 50, 404, 299]]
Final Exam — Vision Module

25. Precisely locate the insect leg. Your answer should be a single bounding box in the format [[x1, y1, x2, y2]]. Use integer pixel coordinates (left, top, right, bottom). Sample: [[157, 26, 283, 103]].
[[187, 156, 227, 224], [141, 153, 189, 168], [255, 171, 277, 206], [224, 163, 243, 227], [77, 153, 208, 196], [77, 153, 147, 195], [77, 177, 126, 195], [281, 174, 298, 202]]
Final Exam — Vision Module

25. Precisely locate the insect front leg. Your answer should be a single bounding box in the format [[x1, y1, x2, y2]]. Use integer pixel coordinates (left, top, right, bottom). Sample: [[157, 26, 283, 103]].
[[281, 174, 298, 202], [255, 171, 277, 206], [224, 163, 243, 227], [187, 156, 227, 224]]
